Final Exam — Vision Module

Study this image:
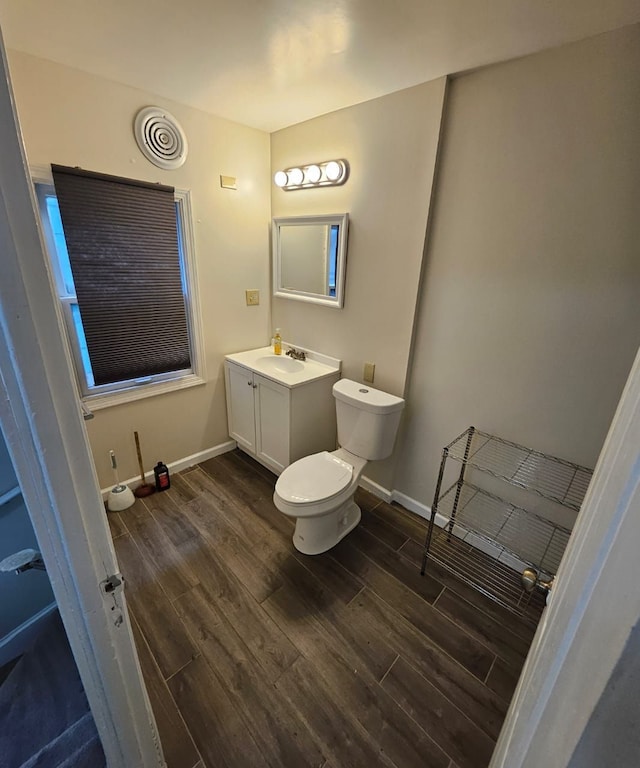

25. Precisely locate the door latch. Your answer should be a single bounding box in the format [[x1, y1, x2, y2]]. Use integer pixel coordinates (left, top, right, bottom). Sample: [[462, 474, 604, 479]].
[[101, 572, 124, 596]]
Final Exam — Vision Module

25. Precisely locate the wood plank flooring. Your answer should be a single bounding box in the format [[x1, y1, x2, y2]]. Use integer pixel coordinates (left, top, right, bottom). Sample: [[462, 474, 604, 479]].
[[108, 449, 542, 768]]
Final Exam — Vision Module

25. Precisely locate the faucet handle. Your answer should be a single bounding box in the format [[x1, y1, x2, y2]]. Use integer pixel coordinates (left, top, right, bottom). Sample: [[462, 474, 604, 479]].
[[285, 347, 306, 361]]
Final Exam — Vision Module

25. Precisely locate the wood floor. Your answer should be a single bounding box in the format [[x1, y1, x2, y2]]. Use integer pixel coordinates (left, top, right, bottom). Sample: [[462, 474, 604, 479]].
[[108, 449, 542, 768]]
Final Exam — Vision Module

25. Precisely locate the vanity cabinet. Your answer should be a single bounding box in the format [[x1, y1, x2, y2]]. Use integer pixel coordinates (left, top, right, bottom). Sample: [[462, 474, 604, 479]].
[[224, 359, 339, 475]]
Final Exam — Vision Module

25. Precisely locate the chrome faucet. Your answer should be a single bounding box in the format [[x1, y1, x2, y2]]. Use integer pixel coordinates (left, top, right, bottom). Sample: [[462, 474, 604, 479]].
[[286, 347, 306, 361]]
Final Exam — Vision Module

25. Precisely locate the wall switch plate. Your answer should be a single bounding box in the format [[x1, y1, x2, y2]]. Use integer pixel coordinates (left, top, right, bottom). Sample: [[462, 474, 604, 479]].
[[245, 289, 260, 306], [220, 175, 237, 189], [363, 362, 375, 383]]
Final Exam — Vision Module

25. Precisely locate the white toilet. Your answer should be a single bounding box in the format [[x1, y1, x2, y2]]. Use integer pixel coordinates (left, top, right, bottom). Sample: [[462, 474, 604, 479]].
[[273, 378, 405, 555]]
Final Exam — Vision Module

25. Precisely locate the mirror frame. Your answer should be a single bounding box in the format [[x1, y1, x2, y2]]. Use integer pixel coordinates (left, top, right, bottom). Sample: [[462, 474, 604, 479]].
[[272, 213, 349, 308]]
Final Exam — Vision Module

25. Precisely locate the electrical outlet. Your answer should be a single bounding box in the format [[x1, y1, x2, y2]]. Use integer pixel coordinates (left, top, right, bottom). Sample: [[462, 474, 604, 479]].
[[363, 362, 375, 383], [245, 289, 260, 306]]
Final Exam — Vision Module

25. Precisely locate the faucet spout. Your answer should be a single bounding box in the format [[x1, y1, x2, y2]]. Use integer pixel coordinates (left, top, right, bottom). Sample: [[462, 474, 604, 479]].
[[285, 347, 307, 361]]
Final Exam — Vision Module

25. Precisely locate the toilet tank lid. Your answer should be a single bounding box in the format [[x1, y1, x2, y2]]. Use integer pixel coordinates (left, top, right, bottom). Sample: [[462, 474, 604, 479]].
[[333, 379, 405, 414]]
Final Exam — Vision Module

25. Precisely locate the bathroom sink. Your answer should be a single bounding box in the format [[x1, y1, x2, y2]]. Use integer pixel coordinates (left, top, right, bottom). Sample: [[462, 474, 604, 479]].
[[255, 355, 304, 374], [225, 346, 341, 388]]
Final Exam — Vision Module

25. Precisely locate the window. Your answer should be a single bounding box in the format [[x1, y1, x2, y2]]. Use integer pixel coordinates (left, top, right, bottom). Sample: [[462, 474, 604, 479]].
[[35, 166, 204, 408], [328, 224, 339, 297]]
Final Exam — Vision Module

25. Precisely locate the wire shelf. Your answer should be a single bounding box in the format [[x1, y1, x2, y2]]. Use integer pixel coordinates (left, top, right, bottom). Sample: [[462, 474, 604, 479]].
[[445, 428, 593, 512], [422, 427, 594, 620], [437, 481, 571, 575], [428, 528, 547, 625]]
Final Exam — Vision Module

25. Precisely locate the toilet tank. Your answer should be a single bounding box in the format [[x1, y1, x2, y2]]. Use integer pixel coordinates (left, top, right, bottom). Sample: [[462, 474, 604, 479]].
[[332, 379, 405, 461]]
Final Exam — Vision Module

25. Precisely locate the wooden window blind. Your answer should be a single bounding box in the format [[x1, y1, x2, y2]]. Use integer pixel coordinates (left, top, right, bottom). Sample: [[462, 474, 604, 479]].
[[51, 165, 191, 387]]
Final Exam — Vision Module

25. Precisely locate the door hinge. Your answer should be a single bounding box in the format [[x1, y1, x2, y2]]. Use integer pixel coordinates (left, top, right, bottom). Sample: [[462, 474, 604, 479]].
[[101, 572, 124, 596]]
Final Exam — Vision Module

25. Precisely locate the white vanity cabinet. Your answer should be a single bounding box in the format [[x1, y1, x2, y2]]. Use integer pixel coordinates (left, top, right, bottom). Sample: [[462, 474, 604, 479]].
[[224, 347, 341, 475], [225, 362, 290, 472]]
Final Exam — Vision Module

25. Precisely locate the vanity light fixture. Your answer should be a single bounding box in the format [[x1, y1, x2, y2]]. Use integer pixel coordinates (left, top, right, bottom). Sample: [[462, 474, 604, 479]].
[[273, 159, 349, 190], [287, 167, 304, 186], [305, 164, 322, 183], [274, 170, 288, 187], [324, 161, 342, 181]]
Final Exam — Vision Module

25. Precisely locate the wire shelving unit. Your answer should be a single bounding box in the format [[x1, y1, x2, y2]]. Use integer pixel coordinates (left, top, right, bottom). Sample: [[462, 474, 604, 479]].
[[420, 426, 593, 622]]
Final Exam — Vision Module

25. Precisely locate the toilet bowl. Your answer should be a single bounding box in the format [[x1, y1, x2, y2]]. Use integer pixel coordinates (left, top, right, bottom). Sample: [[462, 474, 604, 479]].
[[275, 448, 367, 554], [274, 379, 404, 555]]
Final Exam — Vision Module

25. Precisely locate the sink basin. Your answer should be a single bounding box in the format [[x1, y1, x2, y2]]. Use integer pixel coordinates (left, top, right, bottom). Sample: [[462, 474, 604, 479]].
[[255, 355, 304, 374]]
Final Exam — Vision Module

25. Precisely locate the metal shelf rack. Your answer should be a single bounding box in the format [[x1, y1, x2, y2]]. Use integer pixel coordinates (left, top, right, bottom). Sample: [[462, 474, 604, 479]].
[[421, 427, 593, 621]]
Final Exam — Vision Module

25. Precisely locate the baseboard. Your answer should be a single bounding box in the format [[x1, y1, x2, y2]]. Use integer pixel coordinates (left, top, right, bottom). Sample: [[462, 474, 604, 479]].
[[361, 483, 452, 528], [390, 489, 431, 522], [358, 474, 392, 503], [0, 601, 58, 667], [368, 485, 509, 557], [101, 439, 237, 499]]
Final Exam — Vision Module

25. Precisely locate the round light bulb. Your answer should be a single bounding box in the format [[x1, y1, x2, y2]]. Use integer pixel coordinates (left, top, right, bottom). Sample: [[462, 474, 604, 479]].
[[305, 164, 322, 183], [324, 160, 343, 181], [274, 170, 288, 187], [288, 167, 304, 185]]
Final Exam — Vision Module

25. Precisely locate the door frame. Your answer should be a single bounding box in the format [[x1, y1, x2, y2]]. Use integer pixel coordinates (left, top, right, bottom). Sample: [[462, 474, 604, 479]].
[[0, 32, 162, 768]]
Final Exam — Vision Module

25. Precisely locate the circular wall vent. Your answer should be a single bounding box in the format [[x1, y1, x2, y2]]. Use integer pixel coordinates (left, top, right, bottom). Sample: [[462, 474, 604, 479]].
[[134, 106, 188, 170]]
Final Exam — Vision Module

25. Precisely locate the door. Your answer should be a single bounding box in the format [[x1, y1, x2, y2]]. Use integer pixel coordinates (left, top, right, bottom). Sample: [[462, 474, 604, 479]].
[[225, 361, 258, 452], [254, 373, 290, 473], [0, 32, 162, 768]]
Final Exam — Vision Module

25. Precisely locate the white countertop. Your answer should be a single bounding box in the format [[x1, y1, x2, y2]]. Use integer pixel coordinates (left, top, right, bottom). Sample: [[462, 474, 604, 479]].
[[225, 345, 341, 388]]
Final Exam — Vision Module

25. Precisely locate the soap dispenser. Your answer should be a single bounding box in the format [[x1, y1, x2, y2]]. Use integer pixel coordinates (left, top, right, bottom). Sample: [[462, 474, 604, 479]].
[[272, 328, 282, 355]]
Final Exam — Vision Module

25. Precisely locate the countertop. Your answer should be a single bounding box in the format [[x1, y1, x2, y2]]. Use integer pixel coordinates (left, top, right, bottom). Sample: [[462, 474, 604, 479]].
[[224, 346, 341, 388]]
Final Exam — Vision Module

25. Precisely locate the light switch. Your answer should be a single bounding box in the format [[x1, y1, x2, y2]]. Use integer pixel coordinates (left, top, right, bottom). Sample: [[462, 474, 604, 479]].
[[363, 362, 375, 383], [245, 289, 260, 306], [220, 175, 237, 190]]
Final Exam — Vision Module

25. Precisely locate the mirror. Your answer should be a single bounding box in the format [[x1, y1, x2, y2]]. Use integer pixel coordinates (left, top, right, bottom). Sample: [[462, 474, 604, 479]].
[[272, 213, 349, 308]]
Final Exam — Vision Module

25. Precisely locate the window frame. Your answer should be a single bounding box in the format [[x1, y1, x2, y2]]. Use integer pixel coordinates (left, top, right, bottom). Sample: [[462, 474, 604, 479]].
[[32, 167, 206, 410]]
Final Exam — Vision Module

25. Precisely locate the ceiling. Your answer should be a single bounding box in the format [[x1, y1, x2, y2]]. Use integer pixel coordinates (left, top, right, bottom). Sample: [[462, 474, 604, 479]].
[[0, 0, 638, 133]]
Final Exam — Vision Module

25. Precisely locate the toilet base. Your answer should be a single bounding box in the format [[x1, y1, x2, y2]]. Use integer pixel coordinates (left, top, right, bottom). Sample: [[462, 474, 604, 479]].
[[292, 499, 361, 555]]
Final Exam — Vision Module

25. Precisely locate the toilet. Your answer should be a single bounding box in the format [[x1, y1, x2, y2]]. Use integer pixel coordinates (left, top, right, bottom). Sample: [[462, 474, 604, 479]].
[[273, 378, 405, 555]]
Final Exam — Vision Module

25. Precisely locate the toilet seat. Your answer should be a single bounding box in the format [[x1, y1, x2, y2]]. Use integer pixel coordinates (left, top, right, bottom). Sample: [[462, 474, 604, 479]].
[[275, 451, 353, 505]]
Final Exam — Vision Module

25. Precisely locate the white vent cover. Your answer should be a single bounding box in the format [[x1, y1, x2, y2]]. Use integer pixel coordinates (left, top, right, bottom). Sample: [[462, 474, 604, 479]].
[[134, 107, 188, 170]]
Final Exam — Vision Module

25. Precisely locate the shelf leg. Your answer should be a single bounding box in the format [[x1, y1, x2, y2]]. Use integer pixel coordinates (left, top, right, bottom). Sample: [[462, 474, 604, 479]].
[[421, 447, 448, 575], [447, 426, 475, 542]]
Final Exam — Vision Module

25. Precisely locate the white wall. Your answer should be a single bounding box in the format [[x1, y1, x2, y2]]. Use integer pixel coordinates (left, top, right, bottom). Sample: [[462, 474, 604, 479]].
[[395, 24, 640, 512], [8, 51, 272, 487], [271, 78, 448, 486]]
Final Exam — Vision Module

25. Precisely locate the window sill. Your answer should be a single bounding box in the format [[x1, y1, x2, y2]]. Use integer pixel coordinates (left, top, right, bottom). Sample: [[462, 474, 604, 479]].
[[83, 373, 206, 412]]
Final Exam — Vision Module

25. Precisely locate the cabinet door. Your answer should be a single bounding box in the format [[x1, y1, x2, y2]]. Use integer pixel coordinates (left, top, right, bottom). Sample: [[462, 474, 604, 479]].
[[225, 362, 256, 453], [254, 374, 290, 474]]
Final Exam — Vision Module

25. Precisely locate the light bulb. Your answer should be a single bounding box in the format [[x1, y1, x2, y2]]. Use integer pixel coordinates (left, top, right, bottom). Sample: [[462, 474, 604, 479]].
[[305, 164, 321, 183], [288, 167, 304, 185], [324, 161, 343, 181], [274, 170, 288, 187]]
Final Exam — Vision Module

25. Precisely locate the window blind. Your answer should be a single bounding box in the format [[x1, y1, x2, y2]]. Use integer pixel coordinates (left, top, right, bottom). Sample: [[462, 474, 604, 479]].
[[51, 165, 191, 387]]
